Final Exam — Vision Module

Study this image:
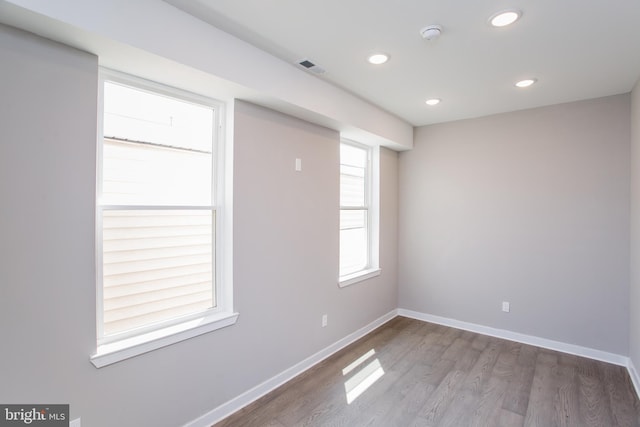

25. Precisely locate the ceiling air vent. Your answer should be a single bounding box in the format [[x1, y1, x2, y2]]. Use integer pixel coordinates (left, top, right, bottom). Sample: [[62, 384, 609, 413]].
[[297, 58, 325, 74]]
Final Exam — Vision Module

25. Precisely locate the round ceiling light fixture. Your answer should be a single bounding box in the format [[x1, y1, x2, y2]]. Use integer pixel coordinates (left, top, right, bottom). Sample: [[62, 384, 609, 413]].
[[425, 98, 441, 106], [420, 25, 442, 41], [489, 10, 521, 27], [367, 53, 389, 65], [515, 78, 537, 88]]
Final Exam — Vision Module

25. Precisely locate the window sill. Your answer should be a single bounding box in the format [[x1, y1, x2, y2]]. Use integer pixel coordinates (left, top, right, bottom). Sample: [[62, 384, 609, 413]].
[[90, 311, 239, 368], [338, 268, 381, 288]]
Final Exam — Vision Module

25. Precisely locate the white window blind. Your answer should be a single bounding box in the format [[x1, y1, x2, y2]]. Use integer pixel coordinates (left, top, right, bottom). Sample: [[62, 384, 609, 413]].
[[99, 80, 217, 341], [340, 142, 370, 277]]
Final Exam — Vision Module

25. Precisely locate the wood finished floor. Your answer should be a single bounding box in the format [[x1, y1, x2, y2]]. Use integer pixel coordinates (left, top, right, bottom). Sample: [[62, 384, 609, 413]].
[[214, 317, 640, 427]]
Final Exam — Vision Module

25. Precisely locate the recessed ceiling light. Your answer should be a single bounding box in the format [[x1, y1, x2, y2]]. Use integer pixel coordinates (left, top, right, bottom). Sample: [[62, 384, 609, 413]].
[[489, 10, 521, 27], [425, 98, 441, 106], [368, 53, 389, 65], [515, 78, 537, 88]]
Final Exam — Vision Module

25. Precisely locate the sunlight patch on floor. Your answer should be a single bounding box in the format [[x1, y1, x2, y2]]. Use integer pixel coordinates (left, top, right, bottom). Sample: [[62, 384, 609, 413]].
[[342, 348, 376, 376], [342, 349, 385, 404]]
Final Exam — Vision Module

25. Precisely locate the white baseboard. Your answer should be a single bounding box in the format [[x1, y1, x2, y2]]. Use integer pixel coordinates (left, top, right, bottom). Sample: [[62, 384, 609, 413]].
[[398, 309, 628, 366], [184, 309, 398, 427], [69, 418, 81, 427]]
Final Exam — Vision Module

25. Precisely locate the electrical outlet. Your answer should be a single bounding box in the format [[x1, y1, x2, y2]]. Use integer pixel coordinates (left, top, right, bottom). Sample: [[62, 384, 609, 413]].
[[295, 158, 302, 171], [502, 301, 510, 313], [322, 314, 328, 327]]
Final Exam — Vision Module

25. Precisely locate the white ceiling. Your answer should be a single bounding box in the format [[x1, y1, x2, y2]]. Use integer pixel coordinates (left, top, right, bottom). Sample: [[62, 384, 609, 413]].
[[165, 0, 640, 127]]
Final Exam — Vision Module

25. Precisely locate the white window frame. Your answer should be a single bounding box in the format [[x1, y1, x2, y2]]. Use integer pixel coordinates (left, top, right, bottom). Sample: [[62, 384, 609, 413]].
[[91, 69, 237, 368], [339, 139, 381, 287]]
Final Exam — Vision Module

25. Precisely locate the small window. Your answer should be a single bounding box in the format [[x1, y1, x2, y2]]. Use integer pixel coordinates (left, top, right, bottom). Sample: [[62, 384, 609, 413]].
[[339, 141, 380, 286], [92, 71, 236, 367]]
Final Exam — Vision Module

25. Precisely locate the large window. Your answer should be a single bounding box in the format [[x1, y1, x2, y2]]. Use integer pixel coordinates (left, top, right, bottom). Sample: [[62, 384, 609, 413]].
[[92, 71, 236, 367], [339, 141, 380, 286]]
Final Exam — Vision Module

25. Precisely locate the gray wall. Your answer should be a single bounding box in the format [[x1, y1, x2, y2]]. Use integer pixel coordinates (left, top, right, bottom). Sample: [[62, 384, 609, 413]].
[[0, 26, 399, 426], [0, 22, 99, 418], [630, 79, 640, 369], [399, 95, 631, 355]]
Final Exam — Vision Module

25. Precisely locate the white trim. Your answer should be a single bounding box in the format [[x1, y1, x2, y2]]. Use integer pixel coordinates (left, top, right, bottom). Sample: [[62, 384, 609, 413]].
[[217, 98, 233, 322], [95, 74, 106, 342], [91, 311, 239, 368], [69, 418, 81, 427], [628, 358, 640, 399], [183, 309, 398, 427], [338, 268, 381, 288], [398, 309, 628, 366], [369, 145, 380, 273]]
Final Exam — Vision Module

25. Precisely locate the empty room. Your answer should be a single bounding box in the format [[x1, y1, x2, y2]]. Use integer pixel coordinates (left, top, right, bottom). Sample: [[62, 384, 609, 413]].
[[2, 1, 640, 426]]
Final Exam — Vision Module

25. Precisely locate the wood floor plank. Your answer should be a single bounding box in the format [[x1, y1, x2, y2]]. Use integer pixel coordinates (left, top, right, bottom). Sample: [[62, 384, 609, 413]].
[[578, 372, 615, 426], [417, 369, 467, 425], [492, 343, 519, 381], [523, 352, 556, 427], [435, 388, 478, 427], [441, 337, 470, 361], [497, 408, 525, 427], [470, 376, 510, 426], [453, 347, 482, 372], [366, 364, 437, 427], [462, 339, 503, 394], [603, 363, 640, 426], [502, 347, 537, 416], [471, 333, 490, 351], [555, 364, 580, 427], [437, 326, 462, 347], [438, 376, 509, 427], [423, 358, 457, 387], [213, 317, 640, 427]]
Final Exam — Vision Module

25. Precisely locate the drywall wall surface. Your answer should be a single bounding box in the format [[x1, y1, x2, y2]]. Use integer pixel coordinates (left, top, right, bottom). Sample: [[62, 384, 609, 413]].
[[379, 146, 400, 309], [230, 100, 400, 379], [399, 94, 630, 354], [0, 23, 98, 422], [0, 25, 399, 426], [630, 78, 640, 367]]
